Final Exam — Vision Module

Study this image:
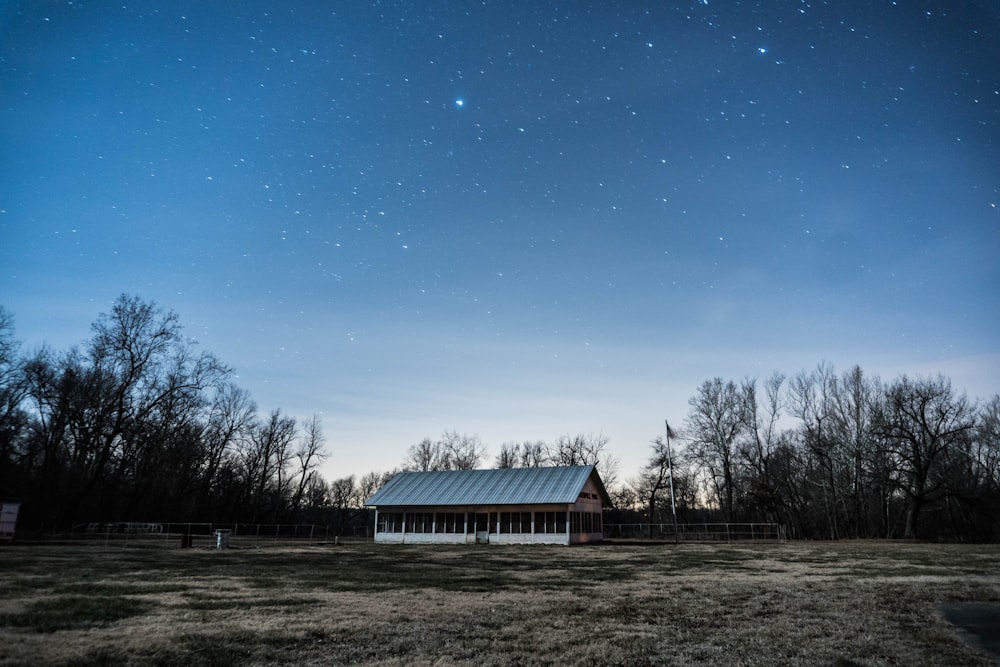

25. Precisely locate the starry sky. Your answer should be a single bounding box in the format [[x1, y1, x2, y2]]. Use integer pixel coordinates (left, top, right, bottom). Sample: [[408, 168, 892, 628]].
[[2, 1, 998, 483]]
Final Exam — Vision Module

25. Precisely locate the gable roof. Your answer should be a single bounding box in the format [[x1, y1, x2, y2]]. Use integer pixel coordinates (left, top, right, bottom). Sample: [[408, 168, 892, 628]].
[[365, 465, 611, 508]]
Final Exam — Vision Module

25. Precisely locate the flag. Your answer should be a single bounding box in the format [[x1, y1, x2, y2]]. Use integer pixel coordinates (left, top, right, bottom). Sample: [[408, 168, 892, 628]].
[[666, 420, 677, 440]]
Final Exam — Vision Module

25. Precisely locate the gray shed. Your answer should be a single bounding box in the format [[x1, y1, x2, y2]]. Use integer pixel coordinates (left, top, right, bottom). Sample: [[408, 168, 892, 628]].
[[364, 465, 610, 545]]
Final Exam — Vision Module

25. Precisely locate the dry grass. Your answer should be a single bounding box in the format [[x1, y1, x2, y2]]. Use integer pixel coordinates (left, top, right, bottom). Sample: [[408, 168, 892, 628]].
[[0, 540, 997, 666]]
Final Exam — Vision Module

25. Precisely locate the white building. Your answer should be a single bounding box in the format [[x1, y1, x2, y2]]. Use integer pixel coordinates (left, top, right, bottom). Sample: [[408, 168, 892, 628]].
[[364, 465, 610, 545]]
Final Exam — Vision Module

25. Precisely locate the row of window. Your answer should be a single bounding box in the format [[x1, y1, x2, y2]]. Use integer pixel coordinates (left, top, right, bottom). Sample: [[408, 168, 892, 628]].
[[377, 511, 603, 535]]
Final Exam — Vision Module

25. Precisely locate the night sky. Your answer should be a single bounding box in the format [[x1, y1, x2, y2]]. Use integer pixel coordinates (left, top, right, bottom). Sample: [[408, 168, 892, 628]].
[[2, 1, 998, 481]]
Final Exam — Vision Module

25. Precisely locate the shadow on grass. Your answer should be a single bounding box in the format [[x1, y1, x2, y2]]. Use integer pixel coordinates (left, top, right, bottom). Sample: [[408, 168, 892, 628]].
[[0, 595, 156, 633]]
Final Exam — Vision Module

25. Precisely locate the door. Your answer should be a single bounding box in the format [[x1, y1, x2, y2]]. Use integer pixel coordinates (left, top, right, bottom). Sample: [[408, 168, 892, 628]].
[[474, 512, 490, 544]]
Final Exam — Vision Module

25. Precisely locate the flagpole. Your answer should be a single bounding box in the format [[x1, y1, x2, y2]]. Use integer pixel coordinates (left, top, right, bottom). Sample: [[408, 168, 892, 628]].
[[665, 420, 679, 543]]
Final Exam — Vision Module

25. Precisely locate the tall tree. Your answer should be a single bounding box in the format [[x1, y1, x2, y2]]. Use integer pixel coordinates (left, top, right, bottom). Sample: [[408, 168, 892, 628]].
[[0, 307, 27, 497], [789, 362, 843, 539], [403, 431, 485, 471], [495, 442, 519, 468], [827, 365, 880, 537], [738, 373, 786, 524], [200, 383, 257, 517], [240, 408, 297, 522], [636, 436, 675, 534], [357, 469, 395, 503], [290, 414, 327, 516], [874, 375, 976, 538], [328, 474, 358, 534], [551, 433, 619, 488], [496, 440, 550, 468], [440, 430, 486, 470], [74, 296, 228, 522], [966, 396, 1000, 539], [403, 437, 448, 471], [685, 378, 745, 522]]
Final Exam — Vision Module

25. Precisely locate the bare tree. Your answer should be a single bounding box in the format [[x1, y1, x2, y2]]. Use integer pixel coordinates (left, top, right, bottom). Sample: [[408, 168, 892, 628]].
[[403, 437, 447, 471], [78, 295, 229, 522], [788, 362, 843, 538], [966, 396, 1000, 539], [357, 469, 395, 503], [827, 365, 880, 537], [738, 373, 786, 524], [495, 442, 519, 468], [328, 474, 358, 534], [290, 414, 327, 516], [551, 433, 619, 488], [635, 436, 674, 535], [240, 408, 297, 522], [496, 440, 550, 468], [609, 483, 638, 512], [0, 307, 27, 495], [441, 430, 486, 470], [873, 375, 976, 538], [404, 431, 485, 471], [519, 440, 549, 467], [200, 383, 257, 512], [685, 378, 745, 522]]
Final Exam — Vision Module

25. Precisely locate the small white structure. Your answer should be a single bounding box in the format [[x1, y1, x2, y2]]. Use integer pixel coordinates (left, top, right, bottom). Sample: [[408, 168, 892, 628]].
[[215, 529, 232, 549], [0, 501, 21, 541], [365, 465, 610, 545]]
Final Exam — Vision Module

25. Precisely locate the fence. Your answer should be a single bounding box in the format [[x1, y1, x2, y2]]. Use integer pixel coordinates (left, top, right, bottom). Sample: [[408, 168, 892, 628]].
[[604, 522, 784, 542], [26, 521, 782, 547], [57, 522, 345, 548]]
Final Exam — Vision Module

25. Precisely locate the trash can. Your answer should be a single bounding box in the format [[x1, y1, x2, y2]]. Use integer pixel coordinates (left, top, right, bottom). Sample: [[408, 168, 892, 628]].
[[215, 529, 232, 550]]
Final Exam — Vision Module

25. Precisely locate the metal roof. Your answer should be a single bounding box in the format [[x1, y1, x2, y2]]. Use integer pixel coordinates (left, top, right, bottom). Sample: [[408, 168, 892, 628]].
[[364, 465, 610, 508]]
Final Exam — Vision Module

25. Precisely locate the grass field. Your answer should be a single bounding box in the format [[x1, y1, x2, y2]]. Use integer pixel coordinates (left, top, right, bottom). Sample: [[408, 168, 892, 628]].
[[1, 539, 998, 666]]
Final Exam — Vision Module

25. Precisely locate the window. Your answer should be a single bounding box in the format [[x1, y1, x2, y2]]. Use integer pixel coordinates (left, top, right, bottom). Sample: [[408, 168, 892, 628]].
[[534, 511, 567, 534], [499, 511, 534, 533], [408, 512, 433, 533], [377, 512, 404, 534], [435, 512, 462, 533]]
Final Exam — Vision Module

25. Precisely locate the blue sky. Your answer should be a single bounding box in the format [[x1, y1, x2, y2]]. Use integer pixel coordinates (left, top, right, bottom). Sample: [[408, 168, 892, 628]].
[[2, 1, 997, 482]]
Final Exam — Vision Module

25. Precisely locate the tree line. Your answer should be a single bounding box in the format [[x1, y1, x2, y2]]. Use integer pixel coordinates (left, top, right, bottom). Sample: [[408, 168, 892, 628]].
[[1, 296, 996, 540], [624, 367, 1000, 541], [0, 296, 339, 529], [0, 296, 619, 533]]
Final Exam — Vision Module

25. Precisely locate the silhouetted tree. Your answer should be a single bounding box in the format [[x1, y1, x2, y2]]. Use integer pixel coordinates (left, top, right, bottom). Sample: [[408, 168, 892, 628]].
[[290, 414, 327, 516], [685, 378, 745, 522], [874, 375, 976, 538], [551, 433, 619, 488], [403, 431, 485, 471]]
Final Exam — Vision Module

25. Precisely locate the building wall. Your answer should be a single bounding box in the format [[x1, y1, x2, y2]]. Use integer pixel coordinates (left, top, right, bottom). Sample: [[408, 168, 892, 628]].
[[569, 478, 605, 544], [373, 504, 600, 545], [376, 530, 572, 545]]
